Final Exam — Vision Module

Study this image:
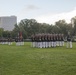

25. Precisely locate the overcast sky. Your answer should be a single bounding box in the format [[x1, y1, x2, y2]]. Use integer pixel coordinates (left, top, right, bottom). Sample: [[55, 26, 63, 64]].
[[0, 0, 76, 24]]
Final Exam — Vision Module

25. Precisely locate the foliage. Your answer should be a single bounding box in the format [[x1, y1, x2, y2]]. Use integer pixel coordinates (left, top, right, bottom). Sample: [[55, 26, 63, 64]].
[[1, 16, 76, 39], [0, 28, 4, 37]]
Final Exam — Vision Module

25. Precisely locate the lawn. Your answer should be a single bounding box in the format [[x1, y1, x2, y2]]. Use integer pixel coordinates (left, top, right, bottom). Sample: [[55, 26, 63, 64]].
[[0, 42, 76, 75]]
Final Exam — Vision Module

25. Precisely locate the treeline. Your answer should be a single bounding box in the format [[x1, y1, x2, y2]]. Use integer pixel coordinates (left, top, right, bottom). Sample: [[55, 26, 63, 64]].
[[0, 16, 76, 39]]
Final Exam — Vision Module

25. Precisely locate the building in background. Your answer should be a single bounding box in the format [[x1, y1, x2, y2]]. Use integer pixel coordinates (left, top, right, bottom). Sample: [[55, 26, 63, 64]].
[[0, 16, 17, 31]]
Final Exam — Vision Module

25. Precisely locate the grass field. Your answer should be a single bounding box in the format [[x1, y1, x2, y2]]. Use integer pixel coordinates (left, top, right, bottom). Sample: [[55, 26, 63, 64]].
[[0, 42, 76, 75]]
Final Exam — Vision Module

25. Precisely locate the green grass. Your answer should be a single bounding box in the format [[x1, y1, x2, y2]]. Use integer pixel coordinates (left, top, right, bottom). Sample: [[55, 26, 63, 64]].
[[0, 42, 76, 75]]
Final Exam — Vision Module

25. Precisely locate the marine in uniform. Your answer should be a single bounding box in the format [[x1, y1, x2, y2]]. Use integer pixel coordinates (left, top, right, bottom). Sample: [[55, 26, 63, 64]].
[[67, 32, 72, 48]]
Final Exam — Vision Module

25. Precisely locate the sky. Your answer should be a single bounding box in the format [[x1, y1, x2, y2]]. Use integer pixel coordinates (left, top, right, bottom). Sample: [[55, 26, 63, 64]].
[[0, 0, 76, 24]]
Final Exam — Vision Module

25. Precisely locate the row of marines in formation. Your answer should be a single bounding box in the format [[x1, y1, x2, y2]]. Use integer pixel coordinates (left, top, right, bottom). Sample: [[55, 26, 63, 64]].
[[31, 34, 64, 48], [0, 37, 24, 46]]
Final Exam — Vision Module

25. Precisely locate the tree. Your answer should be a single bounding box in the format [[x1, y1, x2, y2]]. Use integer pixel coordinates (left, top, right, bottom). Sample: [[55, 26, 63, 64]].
[[13, 19, 39, 39], [55, 20, 68, 36], [0, 28, 4, 37], [71, 16, 76, 36]]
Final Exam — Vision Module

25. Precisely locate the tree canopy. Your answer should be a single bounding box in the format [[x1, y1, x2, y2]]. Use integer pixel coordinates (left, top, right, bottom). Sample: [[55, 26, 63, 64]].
[[1, 16, 76, 39]]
